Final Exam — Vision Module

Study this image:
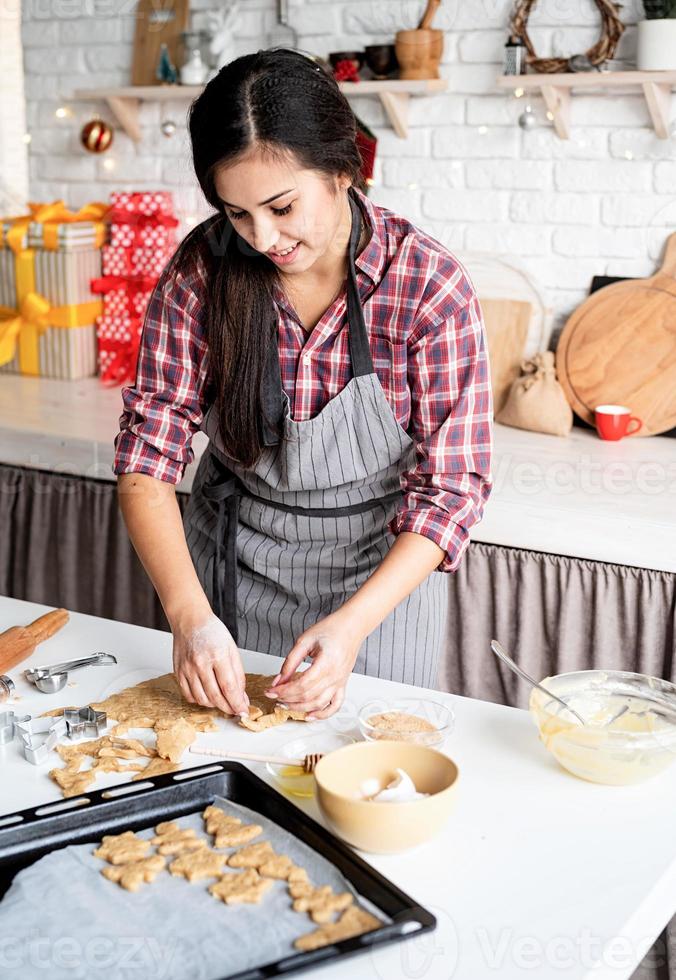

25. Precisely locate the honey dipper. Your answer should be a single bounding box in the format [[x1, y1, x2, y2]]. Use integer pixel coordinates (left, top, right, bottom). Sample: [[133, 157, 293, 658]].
[[189, 746, 325, 773]]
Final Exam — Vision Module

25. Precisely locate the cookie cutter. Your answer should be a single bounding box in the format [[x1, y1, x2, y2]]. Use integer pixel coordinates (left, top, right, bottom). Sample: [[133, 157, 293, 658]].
[[16, 716, 67, 765], [64, 706, 107, 740], [0, 711, 32, 746]]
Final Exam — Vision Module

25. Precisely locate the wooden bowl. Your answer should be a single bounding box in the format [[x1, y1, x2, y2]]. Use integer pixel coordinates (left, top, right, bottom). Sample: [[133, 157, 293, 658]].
[[314, 740, 459, 853], [395, 28, 444, 79]]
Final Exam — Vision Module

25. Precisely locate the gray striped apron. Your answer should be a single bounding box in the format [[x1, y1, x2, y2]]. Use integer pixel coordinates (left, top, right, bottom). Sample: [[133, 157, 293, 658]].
[[183, 188, 447, 688]]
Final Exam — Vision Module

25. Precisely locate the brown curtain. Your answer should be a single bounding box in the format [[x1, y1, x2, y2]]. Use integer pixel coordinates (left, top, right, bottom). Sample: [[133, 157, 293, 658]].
[[1, 464, 673, 979]]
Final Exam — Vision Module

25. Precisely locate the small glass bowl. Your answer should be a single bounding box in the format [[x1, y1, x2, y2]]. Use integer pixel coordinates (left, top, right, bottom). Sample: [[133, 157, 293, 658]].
[[358, 697, 454, 747], [529, 669, 676, 785], [266, 732, 357, 799]]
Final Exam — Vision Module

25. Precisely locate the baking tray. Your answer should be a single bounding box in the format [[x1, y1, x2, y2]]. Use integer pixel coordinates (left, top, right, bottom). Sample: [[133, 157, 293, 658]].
[[0, 761, 436, 979]]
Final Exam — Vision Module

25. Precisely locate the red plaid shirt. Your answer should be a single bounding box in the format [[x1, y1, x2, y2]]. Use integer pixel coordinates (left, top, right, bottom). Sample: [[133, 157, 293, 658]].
[[114, 187, 493, 572]]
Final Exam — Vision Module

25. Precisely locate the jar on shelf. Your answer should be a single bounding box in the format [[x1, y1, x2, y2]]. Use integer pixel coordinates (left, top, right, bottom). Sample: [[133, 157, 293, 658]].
[[179, 31, 209, 85]]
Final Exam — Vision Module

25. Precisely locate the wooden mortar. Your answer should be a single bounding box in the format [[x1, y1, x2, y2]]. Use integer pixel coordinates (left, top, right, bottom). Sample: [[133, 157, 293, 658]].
[[395, 28, 444, 79]]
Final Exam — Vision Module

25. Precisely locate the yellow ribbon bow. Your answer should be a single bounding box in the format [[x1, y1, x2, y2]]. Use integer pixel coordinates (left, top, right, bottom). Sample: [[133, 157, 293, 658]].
[[0, 292, 101, 375], [2, 200, 110, 253]]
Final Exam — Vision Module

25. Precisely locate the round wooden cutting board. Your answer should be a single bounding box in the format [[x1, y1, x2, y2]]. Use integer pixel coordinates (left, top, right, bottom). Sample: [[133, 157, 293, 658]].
[[557, 233, 676, 436]]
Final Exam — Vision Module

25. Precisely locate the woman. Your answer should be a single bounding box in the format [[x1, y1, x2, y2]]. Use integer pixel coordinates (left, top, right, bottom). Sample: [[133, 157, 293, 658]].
[[114, 49, 493, 722]]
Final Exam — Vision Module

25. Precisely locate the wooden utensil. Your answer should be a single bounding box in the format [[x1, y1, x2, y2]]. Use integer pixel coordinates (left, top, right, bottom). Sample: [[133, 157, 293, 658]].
[[189, 745, 325, 773], [0, 608, 69, 675], [481, 298, 532, 414], [417, 0, 441, 30], [556, 233, 676, 436], [131, 0, 190, 87]]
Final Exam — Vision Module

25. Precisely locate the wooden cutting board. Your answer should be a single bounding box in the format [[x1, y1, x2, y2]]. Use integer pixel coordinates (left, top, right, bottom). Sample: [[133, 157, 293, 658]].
[[557, 233, 676, 436], [480, 298, 532, 414], [132, 0, 190, 87]]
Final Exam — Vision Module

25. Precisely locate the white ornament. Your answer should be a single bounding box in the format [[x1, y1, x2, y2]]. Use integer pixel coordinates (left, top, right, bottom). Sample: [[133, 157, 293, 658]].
[[206, 1, 240, 72]]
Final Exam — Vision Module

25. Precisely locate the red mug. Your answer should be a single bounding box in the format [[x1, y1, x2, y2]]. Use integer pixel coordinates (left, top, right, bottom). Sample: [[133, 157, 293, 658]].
[[594, 404, 643, 441]]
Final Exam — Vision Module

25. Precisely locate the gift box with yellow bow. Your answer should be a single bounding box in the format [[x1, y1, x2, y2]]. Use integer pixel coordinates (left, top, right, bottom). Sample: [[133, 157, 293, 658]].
[[0, 201, 109, 379]]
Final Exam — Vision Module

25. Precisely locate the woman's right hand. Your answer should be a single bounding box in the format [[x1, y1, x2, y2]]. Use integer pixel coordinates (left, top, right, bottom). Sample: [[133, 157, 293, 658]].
[[171, 610, 250, 716]]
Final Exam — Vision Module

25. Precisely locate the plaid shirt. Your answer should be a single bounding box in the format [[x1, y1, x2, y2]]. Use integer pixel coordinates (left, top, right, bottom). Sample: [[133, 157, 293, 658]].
[[114, 187, 493, 572]]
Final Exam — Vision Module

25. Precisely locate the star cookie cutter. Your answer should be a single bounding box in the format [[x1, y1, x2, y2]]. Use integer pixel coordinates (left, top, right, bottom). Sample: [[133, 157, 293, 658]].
[[0, 711, 32, 746], [64, 706, 107, 740], [16, 716, 67, 765]]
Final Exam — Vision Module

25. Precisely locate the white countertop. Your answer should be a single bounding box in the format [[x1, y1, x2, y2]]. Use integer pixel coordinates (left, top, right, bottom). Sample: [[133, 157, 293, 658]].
[[1, 595, 675, 980], [1, 375, 675, 573]]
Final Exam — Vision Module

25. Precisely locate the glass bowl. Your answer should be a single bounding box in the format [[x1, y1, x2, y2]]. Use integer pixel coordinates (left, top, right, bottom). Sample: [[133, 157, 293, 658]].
[[358, 697, 454, 747], [266, 731, 356, 799], [529, 669, 676, 785]]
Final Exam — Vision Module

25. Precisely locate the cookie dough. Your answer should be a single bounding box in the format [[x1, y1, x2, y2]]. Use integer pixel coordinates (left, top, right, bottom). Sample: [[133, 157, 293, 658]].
[[152, 821, 208, 855], [155, 718, 197, 763]]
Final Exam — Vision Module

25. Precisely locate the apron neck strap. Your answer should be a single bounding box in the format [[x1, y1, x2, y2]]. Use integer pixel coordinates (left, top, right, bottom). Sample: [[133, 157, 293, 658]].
[[346, 187, 375, 379]]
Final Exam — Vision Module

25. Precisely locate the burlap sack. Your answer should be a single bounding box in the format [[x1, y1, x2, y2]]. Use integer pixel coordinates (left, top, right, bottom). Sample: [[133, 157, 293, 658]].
[[496, 351, 573, 437]]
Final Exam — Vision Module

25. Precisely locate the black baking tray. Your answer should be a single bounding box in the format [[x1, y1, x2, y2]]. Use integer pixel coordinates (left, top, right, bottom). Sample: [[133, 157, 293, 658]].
[[0, 761, 436, 979]]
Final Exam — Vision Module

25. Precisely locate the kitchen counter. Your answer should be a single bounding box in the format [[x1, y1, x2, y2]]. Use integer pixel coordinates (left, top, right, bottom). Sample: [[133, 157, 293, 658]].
[[1, 375, 675, 573], [1, 595, 675, 980]]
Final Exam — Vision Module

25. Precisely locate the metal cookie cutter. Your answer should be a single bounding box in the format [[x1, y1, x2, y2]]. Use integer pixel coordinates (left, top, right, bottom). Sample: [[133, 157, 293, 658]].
[[64, 706, 107, 740], [0, 711, 32, 746], [16, 716, 67, 765]]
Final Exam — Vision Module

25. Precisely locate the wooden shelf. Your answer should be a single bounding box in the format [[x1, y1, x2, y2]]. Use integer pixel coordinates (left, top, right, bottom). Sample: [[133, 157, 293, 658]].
[[72, 78, 448, 142], [498, 70, 676, 139]]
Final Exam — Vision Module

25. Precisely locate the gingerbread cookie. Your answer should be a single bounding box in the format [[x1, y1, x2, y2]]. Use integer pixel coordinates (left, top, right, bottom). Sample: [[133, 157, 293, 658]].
[[49, 765, 97, 798], [208, 868, 274, 905], [258, 855, 308, 883], [227, 841, 276, 869], [293, 905, 382, 951], [101, 855, 166, 892], [290, 882, 354, 923], [203, 805, 262, 848], [93, 831, 152, 865], [169, 847, 227, 882], [152, 821, 208, 856]]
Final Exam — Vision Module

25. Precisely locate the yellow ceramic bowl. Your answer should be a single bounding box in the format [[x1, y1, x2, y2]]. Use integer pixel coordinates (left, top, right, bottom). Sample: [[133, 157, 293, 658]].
[[313, 740, 459, 854]]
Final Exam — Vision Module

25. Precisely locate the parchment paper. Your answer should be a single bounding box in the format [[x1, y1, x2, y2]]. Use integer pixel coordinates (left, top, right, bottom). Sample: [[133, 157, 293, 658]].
[[0, 797, 391, 980]]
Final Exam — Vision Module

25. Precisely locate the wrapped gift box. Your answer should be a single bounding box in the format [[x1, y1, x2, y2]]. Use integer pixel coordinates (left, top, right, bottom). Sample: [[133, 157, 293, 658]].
[[0, 202, 108, 379]]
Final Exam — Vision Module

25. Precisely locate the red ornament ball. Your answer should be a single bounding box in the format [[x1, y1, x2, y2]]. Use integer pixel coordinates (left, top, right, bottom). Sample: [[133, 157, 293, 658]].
[[80, 118, 114, 153]]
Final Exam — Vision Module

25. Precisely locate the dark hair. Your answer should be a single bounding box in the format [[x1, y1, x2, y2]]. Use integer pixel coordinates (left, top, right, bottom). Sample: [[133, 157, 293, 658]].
[[165, 48, 367, 468]]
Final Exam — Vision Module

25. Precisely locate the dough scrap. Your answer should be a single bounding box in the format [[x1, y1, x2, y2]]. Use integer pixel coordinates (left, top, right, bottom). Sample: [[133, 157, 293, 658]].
[[102, 855, 166, 892], [203, 805, 262, 848], [49, 765, 97, 798], [152, 821, 208, 856], [132, 757, 179, 781], [169, 847, 227, 881], [227, 841, 276, 869], [238, 674, 308, 732], [93, 831, 151, 865], [208, 868, 274, 905], [293, 905, 382, 951], [290, 883, 354, 923], [155, 717, 197, 762]]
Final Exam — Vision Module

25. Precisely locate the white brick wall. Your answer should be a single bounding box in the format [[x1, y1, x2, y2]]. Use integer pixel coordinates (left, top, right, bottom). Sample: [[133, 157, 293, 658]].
[[18, 0, 676, 331]]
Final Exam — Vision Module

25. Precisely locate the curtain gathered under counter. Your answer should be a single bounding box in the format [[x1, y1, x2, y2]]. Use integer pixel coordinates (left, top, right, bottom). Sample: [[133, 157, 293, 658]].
[[1, 463, 674, 980]]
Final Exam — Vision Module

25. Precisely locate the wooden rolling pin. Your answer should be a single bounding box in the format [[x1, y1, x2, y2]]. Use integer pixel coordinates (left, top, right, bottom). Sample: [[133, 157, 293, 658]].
[[417, 0, 441, 30], [0, 608, 70, 674]]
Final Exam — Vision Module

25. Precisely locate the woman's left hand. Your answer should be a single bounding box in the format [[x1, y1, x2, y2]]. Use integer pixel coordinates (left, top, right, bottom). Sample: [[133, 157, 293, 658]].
[[264, 612, 363, 720]]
